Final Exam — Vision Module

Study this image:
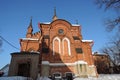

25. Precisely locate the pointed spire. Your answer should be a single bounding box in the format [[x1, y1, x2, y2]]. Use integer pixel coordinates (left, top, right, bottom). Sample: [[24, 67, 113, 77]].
[[52, 7, 58, 21], [54, 7, 57, 16], [27, 16, 33, 33], [29, 16, 32, 26], [26, 17, 33, 38]]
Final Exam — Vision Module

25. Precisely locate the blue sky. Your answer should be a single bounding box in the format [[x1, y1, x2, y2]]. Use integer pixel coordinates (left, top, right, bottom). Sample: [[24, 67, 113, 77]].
[[0, 0, 115, 69]]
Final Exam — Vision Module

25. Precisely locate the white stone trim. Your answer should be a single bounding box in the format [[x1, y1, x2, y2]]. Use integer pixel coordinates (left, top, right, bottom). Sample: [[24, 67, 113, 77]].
[[42, 61, 49, 65], [53, 37, 61, 55], [62, 37, 71, 56], [49, 63, 75, 66], [89, 65, 95, 67], [41, 60, 88, 66], [75, 60, 87, 64]]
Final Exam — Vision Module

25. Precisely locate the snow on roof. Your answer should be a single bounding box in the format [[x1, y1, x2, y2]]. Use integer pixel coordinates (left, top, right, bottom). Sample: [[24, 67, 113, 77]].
[[41, 22, 51, 24], [93, 53, 108, 56], [0, 64, 9, 77], [92, 52, 109, 55], [21, 38, 39, 41], [0, 64, 9, 71], [72, 24, 80, 26], [41, 22, 80, 26], [82, 40, 93, 42]]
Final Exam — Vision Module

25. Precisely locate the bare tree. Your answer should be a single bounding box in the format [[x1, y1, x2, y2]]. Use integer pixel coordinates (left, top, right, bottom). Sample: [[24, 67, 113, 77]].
[[101, 35, 120, 73], [95, 0, 120, 10], [102, 36, 120, 63], [95, 0, 120, 73], [95, 0, 120, 32], [0, 39, 2, 47], [0, 38, 2, 53]]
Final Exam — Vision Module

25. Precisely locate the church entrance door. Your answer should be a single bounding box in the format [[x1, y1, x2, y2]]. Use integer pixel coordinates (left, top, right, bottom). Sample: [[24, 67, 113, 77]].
[[17, 63, 30, 77]]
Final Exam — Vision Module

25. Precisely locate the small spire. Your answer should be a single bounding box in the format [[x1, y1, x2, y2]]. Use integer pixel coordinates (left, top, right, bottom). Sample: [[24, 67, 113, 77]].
[[29, 16, 32, 26], [54, 7, 56, 16], [52, 7, 58, 21]]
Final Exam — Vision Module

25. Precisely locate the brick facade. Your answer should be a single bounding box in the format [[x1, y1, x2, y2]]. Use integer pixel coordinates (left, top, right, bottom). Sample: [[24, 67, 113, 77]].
[[9, 17, 98, 80], [93, 52, 112, 74]]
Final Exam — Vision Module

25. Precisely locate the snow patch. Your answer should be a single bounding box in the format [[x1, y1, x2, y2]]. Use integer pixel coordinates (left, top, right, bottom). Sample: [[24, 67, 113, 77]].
[[74, 74, 120, 80], [42, 22, 51, 24], [0, 76, 33, 80], [37, 76, 51, 80], [72, 24, 80, 26], [82, 40, 93, 42]]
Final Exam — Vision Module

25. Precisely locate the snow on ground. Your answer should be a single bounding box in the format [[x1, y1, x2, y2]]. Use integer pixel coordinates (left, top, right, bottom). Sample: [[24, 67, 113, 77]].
[[0, 74, 120, 80], [0, 76, 33, 80], [37, 76, 51, 80], [74, 74, 120, 80]]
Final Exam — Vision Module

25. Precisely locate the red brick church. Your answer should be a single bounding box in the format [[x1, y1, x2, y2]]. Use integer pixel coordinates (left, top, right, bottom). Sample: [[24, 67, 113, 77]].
[[8, 10, 98, 80]]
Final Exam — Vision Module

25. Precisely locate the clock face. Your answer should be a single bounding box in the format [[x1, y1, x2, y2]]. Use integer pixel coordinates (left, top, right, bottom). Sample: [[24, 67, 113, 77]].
[[58, 29, 64, 34]]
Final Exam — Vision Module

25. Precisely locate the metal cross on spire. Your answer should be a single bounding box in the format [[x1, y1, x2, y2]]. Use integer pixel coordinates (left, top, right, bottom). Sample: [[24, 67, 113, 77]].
[[52, 7, 58, 21]]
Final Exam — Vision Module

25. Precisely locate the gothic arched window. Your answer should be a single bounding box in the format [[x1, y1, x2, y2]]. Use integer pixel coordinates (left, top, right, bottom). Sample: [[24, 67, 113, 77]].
[[62, 37, 71, 56], [53, 37, 61, 55]]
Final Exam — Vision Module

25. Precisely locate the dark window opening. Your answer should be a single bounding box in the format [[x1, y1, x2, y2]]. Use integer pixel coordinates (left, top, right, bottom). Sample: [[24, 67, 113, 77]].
[[42, 41, 47, 47], [101, 56, 104, 59], [76, 48, 83, 53], [66, 73, 73, 80], [54, 73, 61, 77], [42, 47, 49, 53], [73, 36, 80, 40], [58, 29, 64, 34]]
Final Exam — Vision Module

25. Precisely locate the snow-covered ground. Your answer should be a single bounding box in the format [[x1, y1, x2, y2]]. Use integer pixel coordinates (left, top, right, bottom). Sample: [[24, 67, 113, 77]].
[[74, 74, 120, 80], [0, 74, 120, 80], [37, 76, 51, 80], [0, 76, 33, 80]]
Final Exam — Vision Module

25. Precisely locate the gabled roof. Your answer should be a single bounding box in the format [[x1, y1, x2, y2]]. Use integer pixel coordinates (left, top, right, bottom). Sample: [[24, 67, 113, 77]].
[[0, 64, 9, 71]]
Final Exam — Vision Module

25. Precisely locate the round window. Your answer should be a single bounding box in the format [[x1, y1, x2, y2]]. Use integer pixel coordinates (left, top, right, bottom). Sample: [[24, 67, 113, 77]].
[[58, 29, 64, 34]]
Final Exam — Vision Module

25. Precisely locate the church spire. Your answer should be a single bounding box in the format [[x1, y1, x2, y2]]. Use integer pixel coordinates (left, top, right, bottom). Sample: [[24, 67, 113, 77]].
[[28, 16, 33, 29], [26, 17, 33, 38], [29, 16, 32, 27], [52, 7, 58, 21]]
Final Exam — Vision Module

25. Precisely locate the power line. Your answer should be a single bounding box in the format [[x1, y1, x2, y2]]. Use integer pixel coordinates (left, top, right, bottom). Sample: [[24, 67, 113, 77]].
[[0, 36, 19, 50]]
